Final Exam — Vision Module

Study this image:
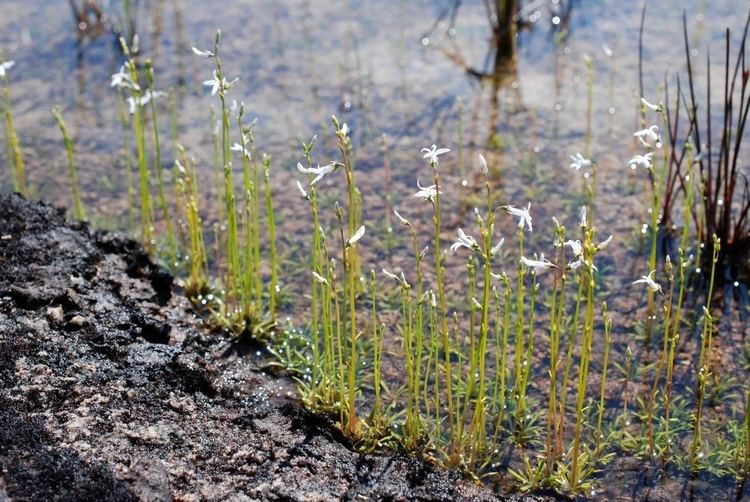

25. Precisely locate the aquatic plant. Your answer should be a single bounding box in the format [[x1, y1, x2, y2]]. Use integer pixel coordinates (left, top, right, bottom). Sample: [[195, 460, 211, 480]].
[[0, 54, 25, 196], [51, 107, 85, 221]]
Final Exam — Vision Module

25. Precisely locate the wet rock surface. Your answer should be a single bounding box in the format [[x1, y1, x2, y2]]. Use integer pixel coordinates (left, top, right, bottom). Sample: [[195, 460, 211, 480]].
[[0, 194, 543, 501]]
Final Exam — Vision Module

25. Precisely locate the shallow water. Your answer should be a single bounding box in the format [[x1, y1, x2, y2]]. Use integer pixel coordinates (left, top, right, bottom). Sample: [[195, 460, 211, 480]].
[[1, 0, 750, 499]]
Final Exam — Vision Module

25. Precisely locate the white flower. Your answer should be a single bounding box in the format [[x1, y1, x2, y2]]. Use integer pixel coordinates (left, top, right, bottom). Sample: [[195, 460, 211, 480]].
[[312, 271, 328, 285], [296, 180, 308, 199], [640, 97, 660, 112], [191, 47, 215, 58], [413, 179, 440, 201], [141, 89, 165, 106], [633, 270, 662, 293], [125, 89, 165, 114], [382, 268, 400, 282], [347, 225, 365, 247], [393, 209, 410, 226], [110, 65, 138, 90], [569, 152, 592, 171], [421, 144, 450, 165], [520, 254, 555, 274], [231, 143, 251, 159], [597, 235, 613, 250], [203, 70, 238, 96], [565, 239, 583, 257], [297, 162, 337, 185], [504, 203, 533, 233], [634, 125, 660, 147], [478, 154, 488, 175], [628, 153, 653, 170], [0, 60, 15, 77], [579, 206, 588, 228], [450, 228, 479, 253], [490, 238, 505, 257], [339, 123, 349, 137]]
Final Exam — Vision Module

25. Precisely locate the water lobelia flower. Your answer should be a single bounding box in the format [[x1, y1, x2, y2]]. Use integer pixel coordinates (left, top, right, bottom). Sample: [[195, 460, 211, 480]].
[[393, 209, 410, 226], [126, 89, 166, 114], [297, 162, 338, 186], [490, 237, 505, 257], [628, 153, 653, 170], [413, 179, 440, 201], [231, 143, 251, 159], [478, 154, 488, 175], [597, 235, 613, 251], [640, 97, 661, 112], [450, 228, 479, 253], [346, 225, 366, 247], [632, 270, 662, 293], [110, 65, 138, 90], [0, 60, 15, 77], [520, 254, 555, 274], [569, 152, 592, 171], [296, 180, 308, 199], [203, 70, 239, 96], [191, 46, 215, 58], [421, 144, 450, 165], [634, 125, 661, 148], [579, 206, 588, 228], [503, 203, 533, 233], [564, 239, 583, 257], [311, 271, 328, 285]]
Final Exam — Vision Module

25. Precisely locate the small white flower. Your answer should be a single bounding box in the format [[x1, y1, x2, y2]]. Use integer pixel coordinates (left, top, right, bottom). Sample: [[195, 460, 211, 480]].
[[633, 270, 662, 293], [421, 144, 450, 165], [141, 89, 165, 106], [382, 268, 400, 282], [312, 271, 328, 285], [450, 228, 479, 253], [579, 206, 588, 228], [490, 238, 505, 257], [110, 65, 138, 90], [339, 123, 349, 137], [640, 97, 660, 112], [297, 162, 337, 185], [393, 209, 410, 226], [203, 70, 238, 96], [203, 71, 222, 95], [520, 254, 555, 274], [569, 258, 598, 272], [569, 152, 592, 171], [125, 89, 165, 114], [126, 96, 137, 114], [296, 180, 308, 199], [597, 235, 613, 250], [0, 60, 15, 77], [231, 143, 251, 159], [634, 125, 660, 147], [478, 154, 488, 175], [191, 47, 215, 58], [413, 179, 440, 201], [504, 203, 533, 233], [347, 225, 365, 247], [628, 153, 653, 170], [565, 239, 583, 257]]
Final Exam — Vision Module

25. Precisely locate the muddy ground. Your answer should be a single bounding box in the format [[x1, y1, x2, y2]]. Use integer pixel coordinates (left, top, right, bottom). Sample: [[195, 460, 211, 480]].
[[0, 193, 556, 501]]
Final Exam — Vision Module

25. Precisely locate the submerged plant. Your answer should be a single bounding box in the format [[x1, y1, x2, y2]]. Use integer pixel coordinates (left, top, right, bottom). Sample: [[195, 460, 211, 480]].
[[51, 107, 85, 221], [0, 54, 26, 196]]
